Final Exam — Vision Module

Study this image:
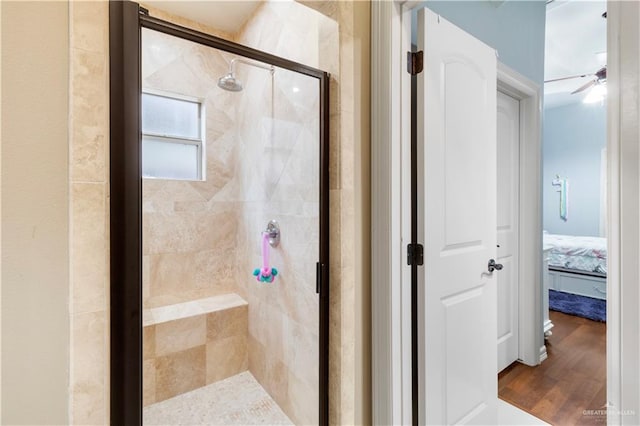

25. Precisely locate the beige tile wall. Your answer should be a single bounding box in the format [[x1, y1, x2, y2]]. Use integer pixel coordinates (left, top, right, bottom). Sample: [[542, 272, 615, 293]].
[[68, 1, 371, 424], [294, 2, 372, 424], [69, 1, 110, 424], [234, 4, 331, 419], [141, 28, 242, 309]]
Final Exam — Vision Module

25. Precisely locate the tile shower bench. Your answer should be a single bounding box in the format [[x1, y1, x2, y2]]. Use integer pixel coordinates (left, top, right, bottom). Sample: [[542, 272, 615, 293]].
[[143, 293, 249, 406]]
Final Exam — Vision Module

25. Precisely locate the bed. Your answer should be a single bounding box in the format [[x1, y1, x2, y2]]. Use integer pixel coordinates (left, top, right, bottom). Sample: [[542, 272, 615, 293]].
[[543, 233, 607, 301]]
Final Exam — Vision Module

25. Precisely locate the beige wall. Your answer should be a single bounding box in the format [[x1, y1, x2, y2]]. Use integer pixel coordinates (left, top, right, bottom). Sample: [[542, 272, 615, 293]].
[[1, 2, 70, 424]]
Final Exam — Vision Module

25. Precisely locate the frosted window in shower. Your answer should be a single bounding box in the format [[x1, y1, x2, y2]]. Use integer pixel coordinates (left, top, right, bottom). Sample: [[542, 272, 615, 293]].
[[142, 93, 200, 139], [142, 137, 200, 181], [141, 92, 204, 180]]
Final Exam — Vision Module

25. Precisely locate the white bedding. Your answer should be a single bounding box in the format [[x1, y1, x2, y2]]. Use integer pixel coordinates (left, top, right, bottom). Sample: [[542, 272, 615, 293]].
[[543, 233, 607, 275]]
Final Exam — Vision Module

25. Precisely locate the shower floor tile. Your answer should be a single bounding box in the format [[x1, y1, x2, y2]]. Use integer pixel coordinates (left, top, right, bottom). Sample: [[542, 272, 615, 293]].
[[144, 371, 294, 425]]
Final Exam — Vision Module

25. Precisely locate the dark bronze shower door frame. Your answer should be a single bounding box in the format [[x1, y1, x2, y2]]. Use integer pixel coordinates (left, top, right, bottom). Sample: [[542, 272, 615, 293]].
[[109, 2, 330, 424]]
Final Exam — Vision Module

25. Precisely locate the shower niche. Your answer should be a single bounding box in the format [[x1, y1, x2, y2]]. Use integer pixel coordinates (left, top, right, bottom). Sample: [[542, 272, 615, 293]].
[[110, 2, 331, 425]]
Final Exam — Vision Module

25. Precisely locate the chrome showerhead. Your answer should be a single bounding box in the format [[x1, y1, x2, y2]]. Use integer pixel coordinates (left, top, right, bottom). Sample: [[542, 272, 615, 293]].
[[217, 73, 243, 92], [217, 58, 274, 93]]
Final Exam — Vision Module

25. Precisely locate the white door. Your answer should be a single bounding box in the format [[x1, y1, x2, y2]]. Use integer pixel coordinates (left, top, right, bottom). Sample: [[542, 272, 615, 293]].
[[417, 8, 498, 425], [496, 91, 520, 373]]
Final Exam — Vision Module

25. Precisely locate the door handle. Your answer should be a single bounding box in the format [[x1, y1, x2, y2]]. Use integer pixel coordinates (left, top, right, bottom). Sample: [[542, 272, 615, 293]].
[[488, 259, 503, 273]]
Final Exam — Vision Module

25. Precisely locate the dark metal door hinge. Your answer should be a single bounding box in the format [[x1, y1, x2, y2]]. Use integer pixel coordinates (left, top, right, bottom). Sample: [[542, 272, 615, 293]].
[[139, 7, 150, 15], [407, 51, 424, 75], [407, 243, 424, 266]]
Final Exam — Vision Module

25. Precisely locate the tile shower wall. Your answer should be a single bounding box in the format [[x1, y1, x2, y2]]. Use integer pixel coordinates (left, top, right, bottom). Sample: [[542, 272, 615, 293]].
[[142, 29, 242, 309], [141, 26, 255, 411], [238, 3, 372, 424], [235, 4, 338, 424]]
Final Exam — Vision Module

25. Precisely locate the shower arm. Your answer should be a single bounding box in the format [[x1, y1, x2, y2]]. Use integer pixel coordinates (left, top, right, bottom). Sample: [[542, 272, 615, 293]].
[[229, 58, 275, 75]]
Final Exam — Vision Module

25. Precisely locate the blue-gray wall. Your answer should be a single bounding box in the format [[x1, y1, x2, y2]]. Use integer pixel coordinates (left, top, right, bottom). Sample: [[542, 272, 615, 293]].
[[419, 1, 547, 84], [543, 101, 606, 236]]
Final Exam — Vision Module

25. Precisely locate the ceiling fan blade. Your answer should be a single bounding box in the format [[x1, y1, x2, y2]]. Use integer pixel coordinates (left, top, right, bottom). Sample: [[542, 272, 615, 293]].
[[571, 79, 596, 94], [544, 74, 591, 83]]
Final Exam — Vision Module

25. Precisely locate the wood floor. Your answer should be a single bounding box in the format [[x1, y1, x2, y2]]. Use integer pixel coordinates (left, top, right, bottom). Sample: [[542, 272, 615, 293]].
[[498, 310, 606, 426]]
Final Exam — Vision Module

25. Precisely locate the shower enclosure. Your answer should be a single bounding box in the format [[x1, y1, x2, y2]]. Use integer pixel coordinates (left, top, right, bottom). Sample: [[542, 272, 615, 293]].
[[109, 3, 330, 425]]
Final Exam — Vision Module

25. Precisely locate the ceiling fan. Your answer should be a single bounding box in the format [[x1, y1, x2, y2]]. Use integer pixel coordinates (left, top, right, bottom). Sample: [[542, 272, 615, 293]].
[[544, 66, 607, 95]]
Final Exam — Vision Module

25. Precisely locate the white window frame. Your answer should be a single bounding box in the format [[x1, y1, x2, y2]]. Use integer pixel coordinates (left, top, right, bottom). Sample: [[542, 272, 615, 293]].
[[141, 89, 206, 181]]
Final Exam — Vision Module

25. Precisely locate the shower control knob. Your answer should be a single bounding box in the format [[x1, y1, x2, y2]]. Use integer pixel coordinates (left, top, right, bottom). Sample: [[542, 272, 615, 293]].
[[487, 259, 503, 273]]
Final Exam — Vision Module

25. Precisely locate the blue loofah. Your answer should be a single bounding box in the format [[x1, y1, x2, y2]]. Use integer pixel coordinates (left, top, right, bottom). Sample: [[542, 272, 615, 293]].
[[252, 267, 278, 283]]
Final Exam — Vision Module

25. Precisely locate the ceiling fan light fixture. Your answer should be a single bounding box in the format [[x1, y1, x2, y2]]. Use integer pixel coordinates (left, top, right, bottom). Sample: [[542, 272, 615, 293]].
[[583, 83, 607, 104]]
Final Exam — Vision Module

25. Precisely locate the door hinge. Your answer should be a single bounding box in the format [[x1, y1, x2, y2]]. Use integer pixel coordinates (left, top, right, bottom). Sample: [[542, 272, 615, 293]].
[[407, 243, 424, 266], [139, 6, 150, 15], [407, 51, 424, 75]]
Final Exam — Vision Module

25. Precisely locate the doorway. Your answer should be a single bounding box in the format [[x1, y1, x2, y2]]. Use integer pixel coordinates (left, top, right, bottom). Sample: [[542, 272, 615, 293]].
[[496, 89, 520, 373], [495, 62, 547, 373], [498, 2, 608, 422], [109, 2, 330, 424]]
